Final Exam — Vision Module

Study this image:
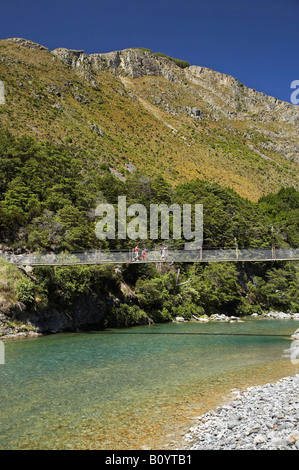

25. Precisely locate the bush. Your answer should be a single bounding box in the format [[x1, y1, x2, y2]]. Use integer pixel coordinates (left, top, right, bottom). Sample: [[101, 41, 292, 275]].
[[135, 272, 177, 313], [133, 47, 154, 53], [149, 307, 172, 323], [235, 297, 263, 316], [16, 277, 36, 306], [155, 52, 190, 68], [106, 303, 148, 327], [172, 303, 201, 320]]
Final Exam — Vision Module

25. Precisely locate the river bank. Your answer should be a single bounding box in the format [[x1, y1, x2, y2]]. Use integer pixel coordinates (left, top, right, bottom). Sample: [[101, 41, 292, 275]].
[[183, 373, 299, 450], [1, 310, 299, 340]]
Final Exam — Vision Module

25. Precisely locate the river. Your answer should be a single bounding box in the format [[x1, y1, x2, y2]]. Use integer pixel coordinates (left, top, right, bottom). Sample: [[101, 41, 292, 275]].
[[0, 317, 298, 450]]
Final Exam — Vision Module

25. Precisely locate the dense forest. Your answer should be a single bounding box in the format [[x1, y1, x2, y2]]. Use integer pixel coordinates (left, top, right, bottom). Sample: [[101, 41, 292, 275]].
[[0, 129, 298, 328]]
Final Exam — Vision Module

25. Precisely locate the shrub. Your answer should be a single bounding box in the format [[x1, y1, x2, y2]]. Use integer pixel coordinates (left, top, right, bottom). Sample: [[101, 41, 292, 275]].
[[107, 303, 148, 327], [16, 277, 36, 306], [133, 47, 154, 53], [53, 265, 92, 305], [149, 307, 172, 323], [155, 52, 190, 68]]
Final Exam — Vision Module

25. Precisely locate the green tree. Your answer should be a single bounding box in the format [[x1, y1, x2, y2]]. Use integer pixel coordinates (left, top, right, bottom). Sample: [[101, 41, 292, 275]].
[[135, 271, 176, 321], [195, 263, 241, 314], [245, 264, 299, 312], [52, 265, 92, 305]]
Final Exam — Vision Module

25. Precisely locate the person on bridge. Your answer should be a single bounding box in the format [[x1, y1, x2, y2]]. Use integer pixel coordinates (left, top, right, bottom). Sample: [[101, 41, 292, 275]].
[[134, 245, 139, 261], [142, 249, 147, 261]]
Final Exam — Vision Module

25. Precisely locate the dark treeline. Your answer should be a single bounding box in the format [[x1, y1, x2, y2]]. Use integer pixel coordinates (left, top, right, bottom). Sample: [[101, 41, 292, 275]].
[[0, 130, 298, 325]]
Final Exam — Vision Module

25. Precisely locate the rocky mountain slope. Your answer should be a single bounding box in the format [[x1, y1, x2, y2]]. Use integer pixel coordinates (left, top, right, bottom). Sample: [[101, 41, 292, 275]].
[[0, 37, 298, 200]]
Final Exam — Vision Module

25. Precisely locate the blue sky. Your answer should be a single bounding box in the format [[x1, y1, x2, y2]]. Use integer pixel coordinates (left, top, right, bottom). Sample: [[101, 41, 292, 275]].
[[0, 0, 298, 103]]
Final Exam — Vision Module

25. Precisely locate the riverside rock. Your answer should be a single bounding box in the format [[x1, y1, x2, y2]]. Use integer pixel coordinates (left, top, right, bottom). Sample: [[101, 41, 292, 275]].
[[264, 311, 299, 320], [292, 328, 299, 340]]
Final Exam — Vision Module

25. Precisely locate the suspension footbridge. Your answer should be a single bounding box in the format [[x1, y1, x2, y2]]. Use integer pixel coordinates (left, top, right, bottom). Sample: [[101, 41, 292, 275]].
[[1, 247, 298, 267]]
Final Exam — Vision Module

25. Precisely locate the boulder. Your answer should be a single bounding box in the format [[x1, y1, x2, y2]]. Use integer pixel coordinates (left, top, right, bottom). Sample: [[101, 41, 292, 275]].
[[291, 328, 299, 340]]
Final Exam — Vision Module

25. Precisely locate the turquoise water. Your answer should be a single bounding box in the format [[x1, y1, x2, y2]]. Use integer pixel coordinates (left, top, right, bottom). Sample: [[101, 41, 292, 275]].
[[0, 318, 298, 450]]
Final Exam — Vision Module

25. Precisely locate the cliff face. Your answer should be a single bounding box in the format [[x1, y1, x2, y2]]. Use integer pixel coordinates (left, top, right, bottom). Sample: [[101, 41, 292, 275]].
[[0, 37, 298, 200], [52, 47, 180, 81], [0, 294, 110, 337], [52, 45, 299, 125]]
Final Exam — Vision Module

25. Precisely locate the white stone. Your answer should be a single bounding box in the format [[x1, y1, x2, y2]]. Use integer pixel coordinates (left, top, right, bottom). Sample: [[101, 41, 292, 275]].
[[254, 434, 267, 444]]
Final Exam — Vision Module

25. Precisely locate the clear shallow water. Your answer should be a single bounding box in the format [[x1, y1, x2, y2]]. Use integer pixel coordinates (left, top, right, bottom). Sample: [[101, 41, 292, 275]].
[[0, 318, 298, 450]]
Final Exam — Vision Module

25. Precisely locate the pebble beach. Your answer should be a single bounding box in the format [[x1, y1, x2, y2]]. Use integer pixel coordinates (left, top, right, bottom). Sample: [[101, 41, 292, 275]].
[[182, 320, 299, 450], [184, 374, 299, 450]]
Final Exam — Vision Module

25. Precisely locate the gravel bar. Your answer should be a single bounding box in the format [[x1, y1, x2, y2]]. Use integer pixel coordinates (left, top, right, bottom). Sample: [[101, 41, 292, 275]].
[[184, 374, 299, 450]]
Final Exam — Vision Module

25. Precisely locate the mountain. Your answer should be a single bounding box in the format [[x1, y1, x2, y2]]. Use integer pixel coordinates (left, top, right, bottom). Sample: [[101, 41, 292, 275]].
[[0, 37, 298, 201], [0, 38, 298, 335]]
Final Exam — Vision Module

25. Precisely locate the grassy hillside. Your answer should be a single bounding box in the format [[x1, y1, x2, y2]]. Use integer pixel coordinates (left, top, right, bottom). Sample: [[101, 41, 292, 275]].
[[0, 258, 23, 310], [0, 38, 298, 201]]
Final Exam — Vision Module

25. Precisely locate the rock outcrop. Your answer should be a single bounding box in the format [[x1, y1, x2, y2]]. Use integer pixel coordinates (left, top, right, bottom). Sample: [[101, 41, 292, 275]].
[[51, 46, 299, 125], [9, 37, 50, 52]]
